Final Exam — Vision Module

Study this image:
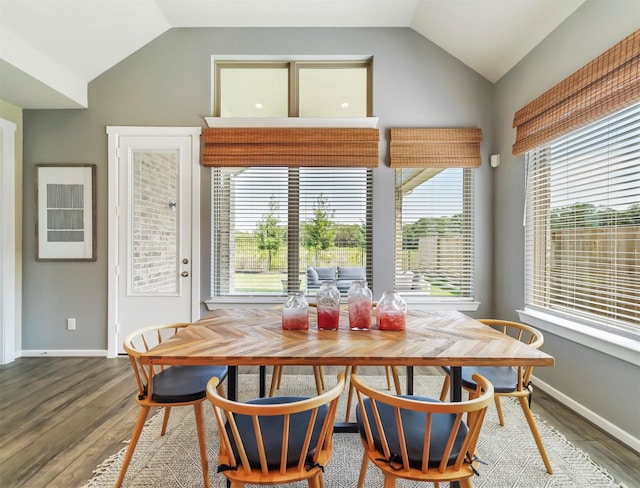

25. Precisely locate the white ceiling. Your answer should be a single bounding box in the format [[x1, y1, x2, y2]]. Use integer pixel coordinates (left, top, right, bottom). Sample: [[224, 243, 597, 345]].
[[0, 0, 586, 109]]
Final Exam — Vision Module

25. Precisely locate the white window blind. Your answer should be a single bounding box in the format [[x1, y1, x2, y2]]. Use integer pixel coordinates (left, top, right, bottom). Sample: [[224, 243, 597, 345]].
[[212, 167, 372, 296], [525, 102, 640, 334], [394, 168, 474, 298]]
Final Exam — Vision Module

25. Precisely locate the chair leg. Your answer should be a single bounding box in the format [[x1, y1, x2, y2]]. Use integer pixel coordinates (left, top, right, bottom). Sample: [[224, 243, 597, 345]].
[[439, 374, 450, 402], [385, 365, 392, 390], [269, 365, 282, 396], [357, 452, 369, 488], [459, 477, 474, 488], [160, 406, 172, 436], [307, 472, 322, 488], [193, 402, 210, 488], [518, 396, 553, 474], [313, 366, 324, 395], [115, 406, 150, 488], [383, 474, 396, 487], [317, 366, 326, 390], [494, 395, 505, 426], [344, 365, 358, 422], [390, 366, 401, 394]]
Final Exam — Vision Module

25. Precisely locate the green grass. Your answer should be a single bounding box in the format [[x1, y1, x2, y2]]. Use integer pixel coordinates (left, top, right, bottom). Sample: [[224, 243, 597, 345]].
[[233, 272, 454, 296]]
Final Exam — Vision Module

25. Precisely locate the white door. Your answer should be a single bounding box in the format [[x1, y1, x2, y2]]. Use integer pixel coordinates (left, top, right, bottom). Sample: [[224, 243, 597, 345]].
[[108, 127, 201, 355]]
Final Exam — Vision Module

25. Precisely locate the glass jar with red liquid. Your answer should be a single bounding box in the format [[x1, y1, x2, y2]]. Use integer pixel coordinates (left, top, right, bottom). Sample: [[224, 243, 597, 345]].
[[316, 280, 341, 330], [376, 290, 407, 331], [347, 280, 373, 330], [282, 292, 309, 330]]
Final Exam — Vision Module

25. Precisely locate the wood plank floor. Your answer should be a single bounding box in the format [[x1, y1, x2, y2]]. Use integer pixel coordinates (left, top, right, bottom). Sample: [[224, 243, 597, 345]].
[[0, 357, 638, 487]]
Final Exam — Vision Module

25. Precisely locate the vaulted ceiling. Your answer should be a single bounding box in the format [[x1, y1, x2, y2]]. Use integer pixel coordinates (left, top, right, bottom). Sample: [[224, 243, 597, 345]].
[[0, 0, 586, 109]]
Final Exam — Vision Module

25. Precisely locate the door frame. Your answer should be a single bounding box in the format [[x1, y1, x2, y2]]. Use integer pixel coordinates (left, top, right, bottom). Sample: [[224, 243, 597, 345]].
[[1, 117, 17, 364], [106, 126, 201, 358]]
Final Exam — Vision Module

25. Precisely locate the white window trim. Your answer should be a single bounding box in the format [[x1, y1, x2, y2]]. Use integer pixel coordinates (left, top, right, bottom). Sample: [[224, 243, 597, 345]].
[[518, 307, 640, 367], [205, 296, 479, 312]]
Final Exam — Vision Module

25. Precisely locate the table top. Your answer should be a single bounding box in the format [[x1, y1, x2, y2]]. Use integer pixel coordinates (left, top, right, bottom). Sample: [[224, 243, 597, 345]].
[[140, 308, 555, 368]]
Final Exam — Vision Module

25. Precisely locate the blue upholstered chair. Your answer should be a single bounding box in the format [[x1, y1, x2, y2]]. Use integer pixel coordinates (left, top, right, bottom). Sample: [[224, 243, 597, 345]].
[[116, 323, 228, 488], [351, 372, 494, 488], [207, 373, 346, 488], [438, 319, 552, 474]]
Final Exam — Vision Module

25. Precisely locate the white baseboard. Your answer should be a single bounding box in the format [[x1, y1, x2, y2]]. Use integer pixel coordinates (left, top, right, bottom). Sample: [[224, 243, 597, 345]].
[[533, 374, 640, 454], [19, 349, 109, 357]]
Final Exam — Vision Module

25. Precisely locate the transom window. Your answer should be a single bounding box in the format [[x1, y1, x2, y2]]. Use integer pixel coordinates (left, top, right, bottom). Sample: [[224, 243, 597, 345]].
[[214, 60, 372, 118]]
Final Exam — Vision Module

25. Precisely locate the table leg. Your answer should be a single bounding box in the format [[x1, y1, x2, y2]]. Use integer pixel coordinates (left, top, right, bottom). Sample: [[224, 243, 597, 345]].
[[406, 366, 414, 395], [228, 366, 238, 402], [259, 365, 267, 397], [451, 366, 462, 402]]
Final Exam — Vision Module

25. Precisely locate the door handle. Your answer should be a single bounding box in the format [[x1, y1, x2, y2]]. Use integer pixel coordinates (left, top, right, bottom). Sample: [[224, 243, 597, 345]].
[[181, 271, 189, 277]]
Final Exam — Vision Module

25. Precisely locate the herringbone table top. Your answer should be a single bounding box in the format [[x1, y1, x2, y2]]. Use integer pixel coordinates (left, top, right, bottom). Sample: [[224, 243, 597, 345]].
[[141, 308, 554, 369]]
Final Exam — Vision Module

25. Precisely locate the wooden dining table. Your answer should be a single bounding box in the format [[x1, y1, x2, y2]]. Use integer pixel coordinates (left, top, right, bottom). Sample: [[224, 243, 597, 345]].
[[140, 307, 554, 410]]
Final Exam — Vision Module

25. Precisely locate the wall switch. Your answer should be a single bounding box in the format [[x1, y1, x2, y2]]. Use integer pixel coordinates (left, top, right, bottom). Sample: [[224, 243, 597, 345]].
[[67, 318, 76, 331]]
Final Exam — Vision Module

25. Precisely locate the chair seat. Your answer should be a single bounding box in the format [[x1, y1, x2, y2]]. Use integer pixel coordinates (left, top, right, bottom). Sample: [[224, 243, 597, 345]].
[[356, 395, 468, 469], [443, 365, 518, 393], [152, 365, 228, 403], [226, 396, 328, 469]]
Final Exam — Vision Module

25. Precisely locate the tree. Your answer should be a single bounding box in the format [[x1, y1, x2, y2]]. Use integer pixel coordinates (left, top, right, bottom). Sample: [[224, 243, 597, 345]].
[[303, 195, 336, 264], [255, 197, 284, 271]]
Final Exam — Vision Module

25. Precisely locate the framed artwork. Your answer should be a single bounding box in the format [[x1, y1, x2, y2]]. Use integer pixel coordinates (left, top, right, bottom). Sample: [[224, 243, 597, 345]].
[[36, 164, 97, 261]]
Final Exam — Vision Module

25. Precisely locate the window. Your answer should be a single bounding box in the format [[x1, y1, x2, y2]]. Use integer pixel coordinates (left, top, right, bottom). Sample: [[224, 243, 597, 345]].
[[210, 59, 373, 298], [214, 60, 372, 118], [212, 167, 372, 296], [394, 168, 474, 298], [525, 102, 640, 335]]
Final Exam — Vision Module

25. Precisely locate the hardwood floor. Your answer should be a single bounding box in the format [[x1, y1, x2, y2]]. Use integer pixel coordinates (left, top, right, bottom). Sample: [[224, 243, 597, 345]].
[[0, 358, 638, 487]]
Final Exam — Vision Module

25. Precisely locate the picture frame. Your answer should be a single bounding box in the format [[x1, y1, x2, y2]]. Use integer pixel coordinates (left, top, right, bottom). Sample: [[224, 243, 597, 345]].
[[36, 164, 97, 261]]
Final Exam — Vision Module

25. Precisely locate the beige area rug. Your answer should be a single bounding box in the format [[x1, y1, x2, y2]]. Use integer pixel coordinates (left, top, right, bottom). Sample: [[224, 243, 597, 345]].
[[84, 374, 622, 488]]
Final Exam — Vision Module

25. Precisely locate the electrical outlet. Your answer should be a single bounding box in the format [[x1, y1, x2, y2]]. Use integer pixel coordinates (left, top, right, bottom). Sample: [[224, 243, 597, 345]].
[[67, 318, 76, 331]]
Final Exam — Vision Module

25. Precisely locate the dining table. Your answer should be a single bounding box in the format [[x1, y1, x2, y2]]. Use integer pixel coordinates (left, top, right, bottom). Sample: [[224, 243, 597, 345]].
[[140, 307, 555, 424]]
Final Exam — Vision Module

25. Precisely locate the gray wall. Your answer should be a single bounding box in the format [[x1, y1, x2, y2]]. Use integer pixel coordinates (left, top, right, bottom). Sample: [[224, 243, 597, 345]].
[[493, 0, 639, 439], [22, 27, 494, 351]]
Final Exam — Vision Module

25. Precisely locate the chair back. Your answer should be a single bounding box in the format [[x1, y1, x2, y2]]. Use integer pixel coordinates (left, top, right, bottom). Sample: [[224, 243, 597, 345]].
[[351, 373, 493, 482], [123, 323, 190, 400], [206, 373, 345, 483], [479, 319, 543, 389]]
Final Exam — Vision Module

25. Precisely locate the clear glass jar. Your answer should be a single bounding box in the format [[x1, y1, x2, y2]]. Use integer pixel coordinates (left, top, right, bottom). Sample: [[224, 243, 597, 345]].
[[282, 292, 309, 330], [347, 280, 373, 330], [316, 280, 341, 330], [376, 291, 407, 331]]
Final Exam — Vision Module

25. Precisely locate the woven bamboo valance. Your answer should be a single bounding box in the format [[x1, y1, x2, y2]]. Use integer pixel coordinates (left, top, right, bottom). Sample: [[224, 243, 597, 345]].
[[201, 127, 379, 167], [389, 128, 483, 168], [512, 29, 640, 155]]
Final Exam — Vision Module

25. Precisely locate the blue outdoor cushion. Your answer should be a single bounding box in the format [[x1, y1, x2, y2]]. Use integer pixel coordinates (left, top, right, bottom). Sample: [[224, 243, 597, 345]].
[[337, 266, 366, 281], [314, 267, 336, 281], [152, 365, 228, 403], [443, 365, 518, 394], [356, 395, 469, 469], [226, 396, 328, 469]]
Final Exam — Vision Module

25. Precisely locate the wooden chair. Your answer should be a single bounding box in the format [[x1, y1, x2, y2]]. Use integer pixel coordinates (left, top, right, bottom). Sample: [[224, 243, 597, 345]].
[[351, 372, 494, 488], [116, 323, 228, 488], [206, 373, 346, 488], [439, 319, 553, 474]]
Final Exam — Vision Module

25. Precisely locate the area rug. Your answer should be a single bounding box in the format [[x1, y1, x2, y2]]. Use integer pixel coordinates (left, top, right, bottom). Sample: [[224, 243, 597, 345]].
[[83, 374, 622, 488]]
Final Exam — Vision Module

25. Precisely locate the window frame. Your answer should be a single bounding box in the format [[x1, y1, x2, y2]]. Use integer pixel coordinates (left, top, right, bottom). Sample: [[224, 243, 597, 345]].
[[208, 58, 374, 304], [393, 167, 475, 301], [521, 102, 640, 353]]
